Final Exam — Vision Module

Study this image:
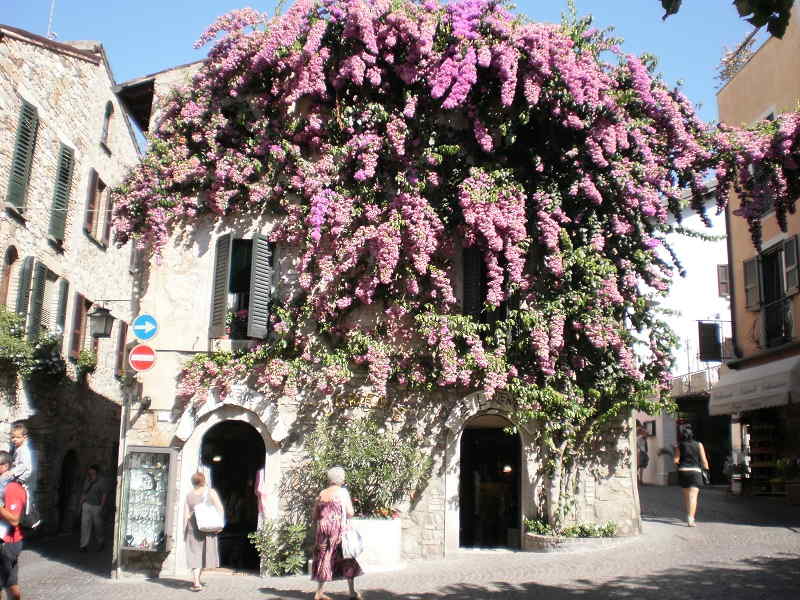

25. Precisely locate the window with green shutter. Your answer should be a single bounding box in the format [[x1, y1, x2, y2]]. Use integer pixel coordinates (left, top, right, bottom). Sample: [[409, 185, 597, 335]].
[[15, 256, 34, 318], [783, 235, 799, 295], [49, 144, 75, 243], [27, 262, 47, 340], [247, 234, 274, 339], [6, 101, 39, 212], [743, 256, 762, 311], [55, 279, 70, 335], [209, 234, 232, 338]]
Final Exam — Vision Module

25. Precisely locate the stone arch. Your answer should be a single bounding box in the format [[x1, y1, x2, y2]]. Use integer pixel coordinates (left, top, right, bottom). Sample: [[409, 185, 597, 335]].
[[443, 392, 539, 554], [173, 404, 282, 575]]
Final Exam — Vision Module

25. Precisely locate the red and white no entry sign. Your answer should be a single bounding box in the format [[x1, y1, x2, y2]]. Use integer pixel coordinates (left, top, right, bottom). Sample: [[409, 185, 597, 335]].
[[128, 344, 157, 372]]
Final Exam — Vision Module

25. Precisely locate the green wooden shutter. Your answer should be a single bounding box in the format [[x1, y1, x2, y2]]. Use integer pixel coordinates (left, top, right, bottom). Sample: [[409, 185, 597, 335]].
[[247, 234, 273, 339], [6, 101, 39, 211], [209, 234, 232, 338], [49, 144, 75, 241], [15, 256, 34, 317], [784, 236, 798, 295], [84, 169, 98, 233], [462, 246, 483, 318], [55, 279, 70, 334], [28, 262, 47, 340], [744, 256, 762, 311]]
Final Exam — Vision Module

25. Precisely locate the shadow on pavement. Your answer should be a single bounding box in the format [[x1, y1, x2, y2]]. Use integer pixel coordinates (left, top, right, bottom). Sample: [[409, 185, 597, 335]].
[[25, 526, 113, 578], [256, 554, 800, 600]]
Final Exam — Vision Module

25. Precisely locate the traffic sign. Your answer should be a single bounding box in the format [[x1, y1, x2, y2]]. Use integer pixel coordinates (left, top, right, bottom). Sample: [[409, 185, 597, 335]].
[[128, 344, 157, 372], [132, 314, 158, 341]]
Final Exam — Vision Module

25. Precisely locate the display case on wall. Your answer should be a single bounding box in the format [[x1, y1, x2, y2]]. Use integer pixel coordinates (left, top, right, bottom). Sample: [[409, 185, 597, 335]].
[[120, 446, 177, 552]]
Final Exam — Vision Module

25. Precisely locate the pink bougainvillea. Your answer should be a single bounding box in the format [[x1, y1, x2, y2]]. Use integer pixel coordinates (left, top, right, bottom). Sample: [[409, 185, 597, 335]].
[[112, 1, 799, 420]]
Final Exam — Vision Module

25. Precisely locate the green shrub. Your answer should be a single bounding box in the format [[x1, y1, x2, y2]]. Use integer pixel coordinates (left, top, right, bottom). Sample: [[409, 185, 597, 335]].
[[248, 518, 308, 576], [76, 349, 97, 374], [0, 307, 34, 379], [524, 517, 617, 538], [284, 416, 432, 519]]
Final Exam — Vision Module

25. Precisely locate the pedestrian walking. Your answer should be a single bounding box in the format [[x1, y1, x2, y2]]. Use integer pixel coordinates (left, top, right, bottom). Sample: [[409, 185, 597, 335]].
[[674, 426, 710, 527], [184, 471, 222, 592], [0, 451, 26, 600], [636, 421, 649, 484], [311, 466, 363, 600], [79, 464, 108, 552]]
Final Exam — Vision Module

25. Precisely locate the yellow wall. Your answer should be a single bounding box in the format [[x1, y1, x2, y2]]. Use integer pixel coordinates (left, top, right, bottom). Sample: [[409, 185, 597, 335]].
[[717, 17, 800, 361]]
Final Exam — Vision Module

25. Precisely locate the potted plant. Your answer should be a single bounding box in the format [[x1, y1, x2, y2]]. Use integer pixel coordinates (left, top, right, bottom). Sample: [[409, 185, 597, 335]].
[[522, 517, 621, 553], [283, 416, 431, 572]]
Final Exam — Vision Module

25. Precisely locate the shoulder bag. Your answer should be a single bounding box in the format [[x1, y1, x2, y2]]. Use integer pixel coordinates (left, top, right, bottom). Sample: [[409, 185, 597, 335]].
[[340, 495, 364, 560], [194, 487, 225, 533], [701, 469, 711, 486]]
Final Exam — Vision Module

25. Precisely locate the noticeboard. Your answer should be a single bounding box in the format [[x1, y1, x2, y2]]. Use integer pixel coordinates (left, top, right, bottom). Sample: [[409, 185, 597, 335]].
[[120, 446, 177, 552]]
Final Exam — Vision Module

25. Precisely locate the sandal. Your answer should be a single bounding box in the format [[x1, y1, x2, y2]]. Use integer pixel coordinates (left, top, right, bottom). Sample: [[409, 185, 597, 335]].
[[190, 584, 203, 592], [350, 594, 364, 600]]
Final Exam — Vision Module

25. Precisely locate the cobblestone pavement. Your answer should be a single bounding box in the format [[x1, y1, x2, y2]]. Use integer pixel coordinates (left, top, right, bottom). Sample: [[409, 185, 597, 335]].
[[23, 485, 800, 599]]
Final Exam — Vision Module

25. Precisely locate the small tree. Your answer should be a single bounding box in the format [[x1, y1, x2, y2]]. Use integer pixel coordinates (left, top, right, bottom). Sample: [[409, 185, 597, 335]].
[[283, 416, 431, 520]]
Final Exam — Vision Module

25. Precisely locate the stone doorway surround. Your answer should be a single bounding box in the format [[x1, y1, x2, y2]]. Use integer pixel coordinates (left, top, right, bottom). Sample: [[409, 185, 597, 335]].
[[173, 402, 283, 576], [443, 392, 539, 554]]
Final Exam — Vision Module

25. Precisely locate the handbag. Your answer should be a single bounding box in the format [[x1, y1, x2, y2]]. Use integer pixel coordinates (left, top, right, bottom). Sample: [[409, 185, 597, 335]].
[[194, 487, 225, 533], [702, 469, 711, 485], [340, 501, 364, 559]]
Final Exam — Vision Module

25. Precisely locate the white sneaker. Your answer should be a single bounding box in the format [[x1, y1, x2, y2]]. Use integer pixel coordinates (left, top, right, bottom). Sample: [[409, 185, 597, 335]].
[[687, 516, 696, 527]]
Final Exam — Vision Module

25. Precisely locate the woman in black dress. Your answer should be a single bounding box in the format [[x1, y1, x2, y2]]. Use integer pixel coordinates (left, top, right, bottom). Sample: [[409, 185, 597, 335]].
[[674, 426, 710, 527]]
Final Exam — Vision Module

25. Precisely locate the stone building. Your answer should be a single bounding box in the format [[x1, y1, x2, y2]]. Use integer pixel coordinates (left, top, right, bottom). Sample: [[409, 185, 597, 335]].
[[0, 25, 140, 533], [112, 63, 642, 578]]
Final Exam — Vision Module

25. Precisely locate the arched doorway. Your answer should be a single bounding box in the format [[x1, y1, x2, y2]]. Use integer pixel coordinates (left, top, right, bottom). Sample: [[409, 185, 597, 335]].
[[459, 414, 521, 549], [57, 450, 79, 533], [200, 420, 265, 571]]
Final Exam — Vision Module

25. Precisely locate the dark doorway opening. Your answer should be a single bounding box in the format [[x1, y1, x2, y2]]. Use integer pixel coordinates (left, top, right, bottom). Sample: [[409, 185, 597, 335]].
[[201, 421, 265, 571], [57, 449, 79, 533], [459, 416, 521, 549]]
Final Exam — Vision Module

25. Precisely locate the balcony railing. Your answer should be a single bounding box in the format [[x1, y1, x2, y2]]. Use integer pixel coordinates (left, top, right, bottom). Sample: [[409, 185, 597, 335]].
[[763, 297, 793, 348]]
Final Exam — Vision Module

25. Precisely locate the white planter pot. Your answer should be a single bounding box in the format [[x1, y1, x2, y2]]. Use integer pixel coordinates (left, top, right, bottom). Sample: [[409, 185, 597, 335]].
[[349, 518, 404, 573]]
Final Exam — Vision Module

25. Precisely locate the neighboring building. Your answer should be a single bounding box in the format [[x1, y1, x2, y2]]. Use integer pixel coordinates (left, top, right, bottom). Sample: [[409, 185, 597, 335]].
[[0, 25, 140, 533], [710, 15, 800, 494], [111, 64, 643, 578], [638, 199, 733, 486]]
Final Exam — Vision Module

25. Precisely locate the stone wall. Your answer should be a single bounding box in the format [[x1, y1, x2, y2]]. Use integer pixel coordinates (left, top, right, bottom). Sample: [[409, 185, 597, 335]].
[[0, 27, 141, 534]]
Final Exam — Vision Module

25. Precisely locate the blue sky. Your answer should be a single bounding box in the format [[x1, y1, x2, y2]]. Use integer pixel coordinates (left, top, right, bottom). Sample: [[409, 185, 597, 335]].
[[3, 0, 757, 123]]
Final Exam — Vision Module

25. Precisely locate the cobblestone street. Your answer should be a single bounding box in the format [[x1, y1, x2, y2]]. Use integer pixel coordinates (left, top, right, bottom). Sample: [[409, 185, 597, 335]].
[[24, 485, 800, 599]]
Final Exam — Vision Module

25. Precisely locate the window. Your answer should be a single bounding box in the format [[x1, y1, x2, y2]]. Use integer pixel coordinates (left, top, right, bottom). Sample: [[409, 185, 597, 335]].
[[462, 245, 510, 326], [743, 235, 799, 348], [6, 100, 39, 213], [209, 233, 274, 339], [717, 264, 730, 298], [0, 247, 19, 307], [100, 101, 114, 150], [69, 293, 91, 359], [14, 256, 34, 320], [49, 144, 76, 243], [84, 169, 109, 245]]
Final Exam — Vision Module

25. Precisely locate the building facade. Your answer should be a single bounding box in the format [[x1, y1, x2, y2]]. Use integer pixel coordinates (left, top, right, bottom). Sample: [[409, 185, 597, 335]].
[[111, 63, 644, 578], [0, 25, 140, 533], [711, 16, 800, 494]]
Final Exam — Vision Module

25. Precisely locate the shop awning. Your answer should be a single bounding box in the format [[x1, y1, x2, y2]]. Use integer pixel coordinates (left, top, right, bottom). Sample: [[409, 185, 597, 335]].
[[709, 356, 800, 415]]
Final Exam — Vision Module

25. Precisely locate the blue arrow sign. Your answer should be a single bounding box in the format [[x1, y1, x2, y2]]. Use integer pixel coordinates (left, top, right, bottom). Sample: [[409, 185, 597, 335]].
[[132, 313, 158, 341]]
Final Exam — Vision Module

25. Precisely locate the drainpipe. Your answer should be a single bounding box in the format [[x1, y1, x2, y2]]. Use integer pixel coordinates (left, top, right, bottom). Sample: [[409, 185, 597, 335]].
[[724, 203, 743, 359]]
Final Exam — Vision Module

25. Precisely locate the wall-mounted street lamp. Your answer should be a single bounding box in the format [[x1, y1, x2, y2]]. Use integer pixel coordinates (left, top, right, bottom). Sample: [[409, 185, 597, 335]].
[[89, 306, 115, 338], [88, 299, 132, 338]]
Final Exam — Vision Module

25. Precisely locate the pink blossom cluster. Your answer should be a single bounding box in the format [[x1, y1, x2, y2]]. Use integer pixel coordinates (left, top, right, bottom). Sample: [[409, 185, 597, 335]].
[[108, 0, 800, 409]]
